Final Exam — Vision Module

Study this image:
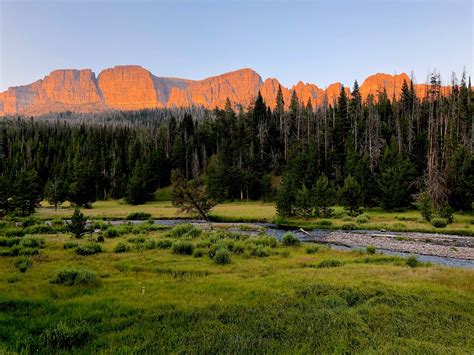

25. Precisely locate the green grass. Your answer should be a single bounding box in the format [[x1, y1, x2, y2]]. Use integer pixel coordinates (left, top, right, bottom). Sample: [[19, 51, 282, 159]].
[[0, 224, 473, 353], [34, 200, 474, 235]]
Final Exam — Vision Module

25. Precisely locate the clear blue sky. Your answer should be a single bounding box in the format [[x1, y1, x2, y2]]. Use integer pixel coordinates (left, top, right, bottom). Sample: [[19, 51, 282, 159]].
[[0, 0, 472, 91]]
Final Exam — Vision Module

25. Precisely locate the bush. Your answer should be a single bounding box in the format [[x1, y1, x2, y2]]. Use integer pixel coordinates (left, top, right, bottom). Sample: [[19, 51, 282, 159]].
[[431, 218, 447, 228], [366, 245, 376, 254], [104, 226, 120, 238], [317, 259, 342, 268], [4, 228, 26, 238], [114, 242, 130, 253], [168, 223, 201, 238], [20, 238, 45, 249], [75, 243, 103, 256], [50, 268, 97, 286], [305, 245, 320, 254], [249, 246, 270, 257], [356, 214, 369, 224], [0, 237, 21, 247], [233, 241, 246, 255], [21, 217, 39, 227], [214, 248, 231, 264], [282, 232, 300, 246], [35, 321, 91, 350], [63, 242, 79, 250], [439, 204, 454, 224], [25, 224, 55, 235], [341, 223, 357, 230], [172, 241, 194, 255], [127, 235, 145, 243], [126, 212, 152, 220], [90, 220, 109, 231], [15, 256, 32, 273], [406, 255, 420, 268], [156, 239, 173, 249], [193, 248, 205, 258]]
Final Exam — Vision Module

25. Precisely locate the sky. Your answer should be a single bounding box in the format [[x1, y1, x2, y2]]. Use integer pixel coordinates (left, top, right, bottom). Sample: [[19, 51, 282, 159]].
[[0, 0, 472, 91]]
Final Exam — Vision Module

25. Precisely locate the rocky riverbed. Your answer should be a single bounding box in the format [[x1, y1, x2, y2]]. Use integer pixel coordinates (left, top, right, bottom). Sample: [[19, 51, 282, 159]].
[[315, 230, 474, 260]]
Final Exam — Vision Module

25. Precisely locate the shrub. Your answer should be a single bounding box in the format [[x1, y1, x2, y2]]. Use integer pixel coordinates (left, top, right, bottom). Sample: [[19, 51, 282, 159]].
[[126, 212, 152, 220], [431, 218, 447, 228], [35, 322, 91, 350], [168, 223, 201, 238], [114, 242, 130, 253], [282, 232, 300, 246], [127, 235, 145, 243], [366, 245, 376, 254], [193, 248, 205, 258], [172, 241, 194, 255], [20, 238, 45, 249], [0, 237, 21, 247], [104, 227, 120, 238], [356, 214, 369, 224], [21, 217, 39, 227], [406, 255, 420, 268], [50, 268, 97, 286], [156, 239, 173, 249], [4, 228, 26, 238], [233, 241, 246, 255], [75, 243, 102, 256], [15, 256, 32, 272], [214, 248, 231, 264], [25, 224, 55, 235], [90, 220, 108, 231], [317, 259, 342, 268], [305, 245, 320, 254], [7, 273, 20, 283], [63, 242, 79, 250], [439, 204, 454, 224], [417, 192, 433, 222], [51, 219, 65, 227], [249, 246, 270, 257], [341, 223, 357, 230]]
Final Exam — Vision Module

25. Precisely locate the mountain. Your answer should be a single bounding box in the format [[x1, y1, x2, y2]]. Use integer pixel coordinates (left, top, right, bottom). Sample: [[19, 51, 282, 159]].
[[0, 66, 442, 116]]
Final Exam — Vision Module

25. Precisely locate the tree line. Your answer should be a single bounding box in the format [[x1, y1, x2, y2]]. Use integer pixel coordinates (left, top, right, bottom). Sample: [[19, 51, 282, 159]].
[[0, 71, 472, 217]]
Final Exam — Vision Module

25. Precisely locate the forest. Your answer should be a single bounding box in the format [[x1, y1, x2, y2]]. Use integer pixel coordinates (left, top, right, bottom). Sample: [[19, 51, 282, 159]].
[[0, 72, 472, 218]]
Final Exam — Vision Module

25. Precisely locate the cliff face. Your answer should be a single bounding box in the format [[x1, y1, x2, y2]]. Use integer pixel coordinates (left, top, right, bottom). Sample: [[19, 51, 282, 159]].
[[0, 66, 445, 116]]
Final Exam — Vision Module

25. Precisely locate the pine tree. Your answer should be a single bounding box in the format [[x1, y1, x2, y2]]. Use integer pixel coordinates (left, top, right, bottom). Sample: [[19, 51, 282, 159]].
[[340, 175, 363, 216], [44, 177, 66, 210], [311, 174, 335, 217], [67, 207, 88, 239]]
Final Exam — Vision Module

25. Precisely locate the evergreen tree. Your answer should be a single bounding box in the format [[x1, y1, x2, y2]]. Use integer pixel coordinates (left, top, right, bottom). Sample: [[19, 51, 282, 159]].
[[378, 142, 416, 210], [340, 175, 363, 216], [44, 177, 66, 210], [69, 160, 96, 208], [67, 207, 88, 239], [311, 174, 336, 217], [125, 162, 152, 205]]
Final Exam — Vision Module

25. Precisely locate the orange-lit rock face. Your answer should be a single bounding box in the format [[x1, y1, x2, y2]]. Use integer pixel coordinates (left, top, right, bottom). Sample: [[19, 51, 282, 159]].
[[260, 78, 292, 108], [0, 67, 450, 116], [98, 65, 161, 110], [359, 73, 411, 100]]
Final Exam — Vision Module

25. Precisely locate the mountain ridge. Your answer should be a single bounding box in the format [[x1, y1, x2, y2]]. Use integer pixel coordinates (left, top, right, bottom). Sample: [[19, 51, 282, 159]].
[[0, 66, 444, 116]]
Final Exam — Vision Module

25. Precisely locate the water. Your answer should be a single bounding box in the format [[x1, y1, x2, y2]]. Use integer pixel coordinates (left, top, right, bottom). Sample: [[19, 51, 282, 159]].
[[114, 219, 474, 269]]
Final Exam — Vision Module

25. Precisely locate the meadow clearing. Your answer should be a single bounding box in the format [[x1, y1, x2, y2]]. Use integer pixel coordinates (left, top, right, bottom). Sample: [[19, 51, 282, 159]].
[[0, 220, 473, 353], [34, 199, 474, 236]]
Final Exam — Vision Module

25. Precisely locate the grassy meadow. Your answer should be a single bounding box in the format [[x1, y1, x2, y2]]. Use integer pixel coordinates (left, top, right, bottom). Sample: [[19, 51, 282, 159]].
[[34, 199, 474, 236], [0, 219, 473, 353]]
